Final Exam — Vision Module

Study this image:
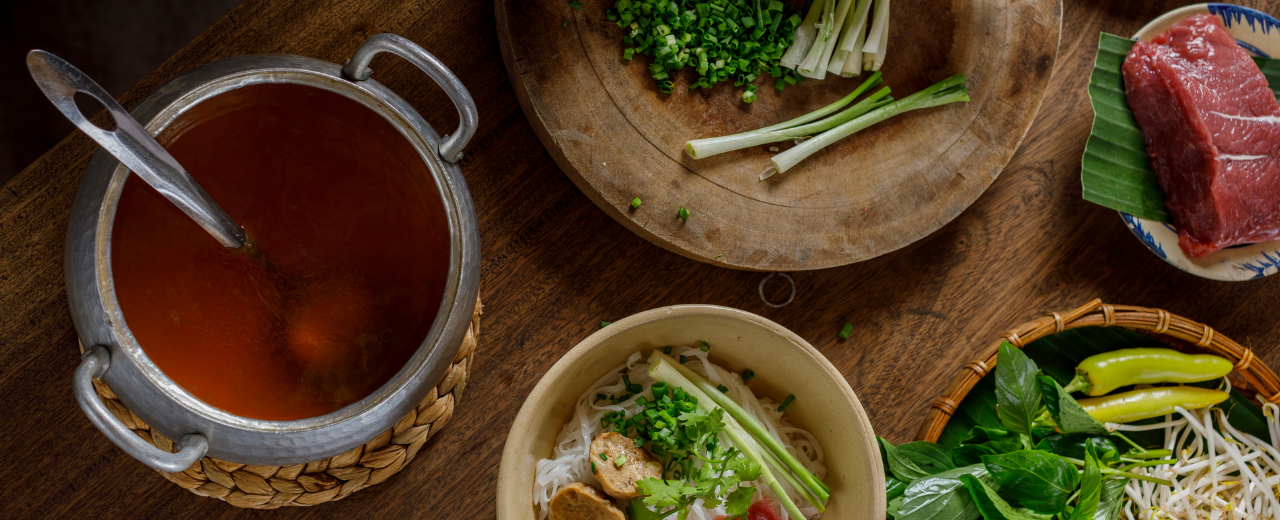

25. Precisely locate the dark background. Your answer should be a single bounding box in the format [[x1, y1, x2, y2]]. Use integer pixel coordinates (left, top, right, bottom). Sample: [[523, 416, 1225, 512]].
[[0, 0, 241, 185]]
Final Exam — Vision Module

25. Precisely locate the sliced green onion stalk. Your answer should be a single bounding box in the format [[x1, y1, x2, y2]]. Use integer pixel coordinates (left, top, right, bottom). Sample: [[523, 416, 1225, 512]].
[[648, 351, 831, 511], [685, 72, 886, 159], [759, 444, 825, 512], [799, 0, 856, 79], [830, 0, 874, 77], [780, 0, 826, 70], [648, 354, 809, 519], [861, 0, 890, 71], [762, 74, 969, 179]]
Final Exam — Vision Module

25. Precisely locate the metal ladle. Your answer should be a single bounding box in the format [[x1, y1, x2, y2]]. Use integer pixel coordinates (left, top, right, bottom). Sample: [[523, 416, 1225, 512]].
[[27, 50, 245, 248]]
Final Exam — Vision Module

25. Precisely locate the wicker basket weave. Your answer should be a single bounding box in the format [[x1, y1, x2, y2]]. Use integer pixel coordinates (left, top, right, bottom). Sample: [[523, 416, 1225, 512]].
[[84, 298, 480, 508], [918, 298, 1280, 443]]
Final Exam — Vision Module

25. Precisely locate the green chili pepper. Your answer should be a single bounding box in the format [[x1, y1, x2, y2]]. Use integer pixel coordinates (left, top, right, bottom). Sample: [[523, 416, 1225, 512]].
[[1078, 386, 1229, 424], [1063, 348, 1233, 396]]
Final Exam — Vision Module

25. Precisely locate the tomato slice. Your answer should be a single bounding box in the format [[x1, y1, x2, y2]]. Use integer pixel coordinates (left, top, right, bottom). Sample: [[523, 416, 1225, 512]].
[[748, 498, 783, 520]]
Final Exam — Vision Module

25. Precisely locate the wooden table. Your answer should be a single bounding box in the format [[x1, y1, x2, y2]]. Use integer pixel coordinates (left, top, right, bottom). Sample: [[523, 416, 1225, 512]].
[[3, 0, 1278, 517]]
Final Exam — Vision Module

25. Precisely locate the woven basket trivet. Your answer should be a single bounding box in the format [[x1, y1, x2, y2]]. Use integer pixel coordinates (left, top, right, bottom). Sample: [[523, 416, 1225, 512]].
[[84, 298, 480, 509], [918, 298, 1280, 442]]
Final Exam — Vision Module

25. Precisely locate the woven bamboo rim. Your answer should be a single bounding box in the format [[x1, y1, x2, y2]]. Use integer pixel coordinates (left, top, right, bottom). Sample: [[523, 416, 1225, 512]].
[[918, 298, 1280, 443], [84, 298, 480, 509]]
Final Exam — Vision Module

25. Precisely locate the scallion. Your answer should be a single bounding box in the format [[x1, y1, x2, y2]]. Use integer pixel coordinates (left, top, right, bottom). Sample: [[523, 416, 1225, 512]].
[[762, 74, 969, 179], [777, 394, 796, 412], [685, 72, 887, 159], [838, 322, 854, 340]]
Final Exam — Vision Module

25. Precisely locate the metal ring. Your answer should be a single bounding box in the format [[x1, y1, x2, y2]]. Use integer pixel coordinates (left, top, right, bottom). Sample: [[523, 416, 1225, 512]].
[[758, 273, 796, 308]]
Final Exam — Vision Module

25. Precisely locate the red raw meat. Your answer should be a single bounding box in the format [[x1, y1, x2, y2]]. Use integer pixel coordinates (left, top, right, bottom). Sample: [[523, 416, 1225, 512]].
[[1123, 14, 1280, 258]]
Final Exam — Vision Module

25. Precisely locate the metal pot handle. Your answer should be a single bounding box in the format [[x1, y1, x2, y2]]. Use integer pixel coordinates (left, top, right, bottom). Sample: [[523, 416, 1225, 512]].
[[342, 33, 478, 164], [73, 345, 208, 473]]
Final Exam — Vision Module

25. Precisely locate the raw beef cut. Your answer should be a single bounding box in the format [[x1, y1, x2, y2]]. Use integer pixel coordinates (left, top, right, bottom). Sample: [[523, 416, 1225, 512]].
[[1123, 14, 1280, 258]]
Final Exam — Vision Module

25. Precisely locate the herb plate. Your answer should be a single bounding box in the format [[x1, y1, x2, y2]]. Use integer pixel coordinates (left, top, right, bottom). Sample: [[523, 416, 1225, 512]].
[[495, 305, 883, 519], [496, 0, 1060, 270], [1096, 4, 1280, 281]]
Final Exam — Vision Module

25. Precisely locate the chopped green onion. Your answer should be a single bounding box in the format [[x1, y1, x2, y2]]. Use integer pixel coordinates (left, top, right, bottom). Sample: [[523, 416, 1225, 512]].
[[718, 384, 729, 393], [615, 454, 628, 467], [568, 0, 582, 9], [596, 393, 607, 401], [742, 370, 756, 381], [600, 452, 609, 461], [562, 20, 569, 28], [663, 346, 672, 354], [591, 460, 597, 474], [631, 196, 642, 208], [679, 355, 688, 364], [777, 394, 796, 412], [600, 321, 612, 328], [698, 341, 710, 351], [838, 322, 853, 340], [678, 207, 690, 220]]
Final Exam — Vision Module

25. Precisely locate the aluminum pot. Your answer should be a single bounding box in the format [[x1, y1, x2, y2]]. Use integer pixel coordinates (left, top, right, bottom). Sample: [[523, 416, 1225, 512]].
[[65, 34, 480, 473]]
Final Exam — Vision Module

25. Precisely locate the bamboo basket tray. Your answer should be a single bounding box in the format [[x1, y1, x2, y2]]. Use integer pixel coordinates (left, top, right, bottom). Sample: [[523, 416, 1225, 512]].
[[918, 299, 1280, 443], [82, 299, 480, 509]]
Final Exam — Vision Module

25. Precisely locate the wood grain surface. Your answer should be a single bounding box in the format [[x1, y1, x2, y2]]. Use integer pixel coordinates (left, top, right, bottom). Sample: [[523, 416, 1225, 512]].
[[498, 0, 1061, 271], [3, 0, 1280, 518]]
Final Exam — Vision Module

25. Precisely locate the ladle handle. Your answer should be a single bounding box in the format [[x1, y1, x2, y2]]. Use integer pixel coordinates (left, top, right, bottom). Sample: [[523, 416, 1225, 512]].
[[74, 345, 209, 473], [26, 50, 245, 248], [342, 34, 478, 163]]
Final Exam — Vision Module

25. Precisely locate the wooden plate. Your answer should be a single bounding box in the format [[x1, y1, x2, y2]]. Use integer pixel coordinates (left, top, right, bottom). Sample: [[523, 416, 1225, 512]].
[[496, 0, 1061, 271]]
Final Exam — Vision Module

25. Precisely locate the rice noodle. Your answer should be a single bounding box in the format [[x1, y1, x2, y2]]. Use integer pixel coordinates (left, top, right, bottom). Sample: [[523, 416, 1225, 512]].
[[1122, 381, 1280, 519], [532, 347, 827, 519]]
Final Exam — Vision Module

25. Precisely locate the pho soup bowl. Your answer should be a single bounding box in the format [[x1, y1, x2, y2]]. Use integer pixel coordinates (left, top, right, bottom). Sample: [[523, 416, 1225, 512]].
[[496, 305, 884, 520]]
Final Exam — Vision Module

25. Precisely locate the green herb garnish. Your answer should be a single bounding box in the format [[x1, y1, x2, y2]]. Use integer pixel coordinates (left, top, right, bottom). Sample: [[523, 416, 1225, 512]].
[[838, 322, 853, 340], [631, 196, 642, 208], [678, 207, 690, 221], [606, 0, 803, 97], [568, 0, 582, 10], [717, 384, 729, 393], [741, 370, 755, 382], [600, 321, 612, 328], [777, 394, 795, 412]]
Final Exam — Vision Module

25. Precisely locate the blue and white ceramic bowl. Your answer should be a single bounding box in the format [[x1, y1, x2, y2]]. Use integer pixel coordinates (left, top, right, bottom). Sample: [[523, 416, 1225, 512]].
[[1125, 4, 1280, 281]]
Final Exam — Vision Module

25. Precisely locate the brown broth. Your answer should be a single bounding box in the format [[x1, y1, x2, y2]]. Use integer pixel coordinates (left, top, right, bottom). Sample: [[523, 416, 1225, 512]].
[[111, 83, 449, 421]]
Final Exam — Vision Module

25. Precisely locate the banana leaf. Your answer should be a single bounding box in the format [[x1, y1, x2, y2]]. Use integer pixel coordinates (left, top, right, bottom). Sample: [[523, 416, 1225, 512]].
[[937, 326, 1269, 450], [1080, 33, 1280, 224]]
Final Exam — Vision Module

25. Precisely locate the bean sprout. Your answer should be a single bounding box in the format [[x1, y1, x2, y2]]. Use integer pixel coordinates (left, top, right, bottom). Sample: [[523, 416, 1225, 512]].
[[1122, 388, 1280, 520]]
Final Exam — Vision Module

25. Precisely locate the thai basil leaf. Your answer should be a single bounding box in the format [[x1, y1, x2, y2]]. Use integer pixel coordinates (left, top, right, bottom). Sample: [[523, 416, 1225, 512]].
[[996, 342, 1043, 441], [879, 436, 932, 482], [952, 444, 997, 467], [887, 477, 908, 501], [896, 465, 989, 520], [1093, 477, 1129, 520], [960, 426, 1026, 455], [959, 474, 1054, 520], [1068, 445, 1104, 520], [899, 441, 957, 474], [1034, 434, 1119, 463], [887, 496, 904, 519], [982, 450, 1079, 515], [1037, 375, 1107, 434]]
